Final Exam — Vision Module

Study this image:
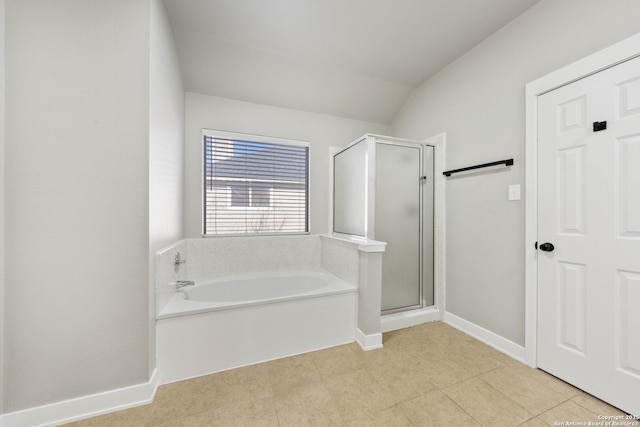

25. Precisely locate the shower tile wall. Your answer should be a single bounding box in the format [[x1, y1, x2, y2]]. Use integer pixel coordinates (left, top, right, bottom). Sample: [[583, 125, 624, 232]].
[[185, 235, 321, 280], [319, 235, 359, 286]]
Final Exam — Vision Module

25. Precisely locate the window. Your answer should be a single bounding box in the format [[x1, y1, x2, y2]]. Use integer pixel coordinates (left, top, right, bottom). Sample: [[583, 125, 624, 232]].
[[203, 130, 309, 236], [227, 184, 273, 209]]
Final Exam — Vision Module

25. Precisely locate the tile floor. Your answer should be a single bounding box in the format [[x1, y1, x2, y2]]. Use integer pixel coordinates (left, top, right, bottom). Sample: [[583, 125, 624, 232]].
[[65, 322, 630, 426]]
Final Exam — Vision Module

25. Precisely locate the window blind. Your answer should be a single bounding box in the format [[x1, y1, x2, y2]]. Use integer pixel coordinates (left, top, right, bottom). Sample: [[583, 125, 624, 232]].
[[204, 134, 309, 236]]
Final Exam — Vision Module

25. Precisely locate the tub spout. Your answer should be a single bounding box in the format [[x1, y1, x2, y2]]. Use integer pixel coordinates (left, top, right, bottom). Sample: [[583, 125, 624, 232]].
[[170, 280, 194, 290]]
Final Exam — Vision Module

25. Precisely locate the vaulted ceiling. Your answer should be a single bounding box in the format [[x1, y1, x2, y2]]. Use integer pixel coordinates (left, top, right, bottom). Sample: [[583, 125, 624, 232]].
[[164, 0, 540, 124]]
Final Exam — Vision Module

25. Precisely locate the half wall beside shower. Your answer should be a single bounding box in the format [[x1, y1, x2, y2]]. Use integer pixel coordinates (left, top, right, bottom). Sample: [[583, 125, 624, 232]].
[[333, 134, 434, 317]]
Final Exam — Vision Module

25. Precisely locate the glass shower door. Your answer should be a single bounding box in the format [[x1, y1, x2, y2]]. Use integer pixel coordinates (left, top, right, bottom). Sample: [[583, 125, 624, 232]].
[[375, 142, 422, 312]]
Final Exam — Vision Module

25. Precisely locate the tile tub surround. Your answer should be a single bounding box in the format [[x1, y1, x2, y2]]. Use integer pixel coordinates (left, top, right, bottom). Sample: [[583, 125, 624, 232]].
[[155, 240, 187, 314], [186, 235, 322, 280], [319, 234, 359, 285], [155, 235, 322, 314], [66, 322, 627, 426], [155, 234, 384, 315]]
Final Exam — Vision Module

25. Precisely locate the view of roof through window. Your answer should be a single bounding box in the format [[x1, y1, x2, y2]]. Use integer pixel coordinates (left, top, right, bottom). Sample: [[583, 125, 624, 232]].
[[203, 134, 309, 236]]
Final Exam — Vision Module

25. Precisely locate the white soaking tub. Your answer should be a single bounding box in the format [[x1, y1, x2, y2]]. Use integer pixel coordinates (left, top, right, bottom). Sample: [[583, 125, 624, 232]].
[[157, 269, 357, 384]]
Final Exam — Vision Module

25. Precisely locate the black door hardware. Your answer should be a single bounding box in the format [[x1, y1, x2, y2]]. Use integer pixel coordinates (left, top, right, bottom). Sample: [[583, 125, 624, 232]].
[[593, 121, 607, 132], [538, 242, 555, 252]]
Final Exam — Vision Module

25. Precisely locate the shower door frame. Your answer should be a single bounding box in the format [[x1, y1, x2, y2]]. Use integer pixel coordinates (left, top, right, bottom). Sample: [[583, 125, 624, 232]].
[[373, 139, 429, 314], [332, 134, 437, 315]]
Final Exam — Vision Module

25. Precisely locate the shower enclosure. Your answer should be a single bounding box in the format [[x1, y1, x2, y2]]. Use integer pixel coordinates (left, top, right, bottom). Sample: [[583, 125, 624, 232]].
[[333, 134, 434, 313]]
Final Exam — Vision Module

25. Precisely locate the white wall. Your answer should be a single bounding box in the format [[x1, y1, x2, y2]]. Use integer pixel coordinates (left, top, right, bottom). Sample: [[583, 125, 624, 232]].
[[391, 0, 640, 346], [4, 0, 151, 412], [184, 93, 390, 238], [149, 0, 184, 377], [0, 0, 5, 413]]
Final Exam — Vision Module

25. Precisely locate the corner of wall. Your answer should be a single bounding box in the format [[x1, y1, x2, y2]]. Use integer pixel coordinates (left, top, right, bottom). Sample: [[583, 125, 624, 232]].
[[423, 133, 447, 318], [0, 0, 5, 415], [149, 0, 185, 380]]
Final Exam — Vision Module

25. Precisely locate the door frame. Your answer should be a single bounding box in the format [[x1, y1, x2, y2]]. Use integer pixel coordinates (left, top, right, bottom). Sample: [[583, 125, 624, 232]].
[[524, 32, 640, 367], [375, 139, 426, 314]]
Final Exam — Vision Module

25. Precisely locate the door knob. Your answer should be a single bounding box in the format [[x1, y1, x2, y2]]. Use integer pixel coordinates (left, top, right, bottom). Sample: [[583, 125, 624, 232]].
[[539, 242, 555, 252]]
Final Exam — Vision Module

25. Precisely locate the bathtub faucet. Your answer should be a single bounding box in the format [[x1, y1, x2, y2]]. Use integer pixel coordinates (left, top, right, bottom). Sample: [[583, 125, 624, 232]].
[[174, 252, 186, 273], [171, 280, 195, 290]]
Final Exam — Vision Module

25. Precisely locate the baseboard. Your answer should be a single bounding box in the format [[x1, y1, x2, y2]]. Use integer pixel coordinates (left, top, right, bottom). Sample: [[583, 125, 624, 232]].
[[355, 328, 383, 351], [0, 369, 158, 427], [381, 306, 441, 332], [443, 312, 526, 363]]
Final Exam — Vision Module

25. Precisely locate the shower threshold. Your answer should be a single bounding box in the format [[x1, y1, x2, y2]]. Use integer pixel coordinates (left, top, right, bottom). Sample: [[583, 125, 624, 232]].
[[381, 306, 440, 333]]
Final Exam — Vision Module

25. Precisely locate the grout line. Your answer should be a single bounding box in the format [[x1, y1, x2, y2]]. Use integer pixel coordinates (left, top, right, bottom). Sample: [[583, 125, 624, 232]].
[[474, 374, 537, 416], [442, 390, 485, 427], [517, 415, 540, 426]]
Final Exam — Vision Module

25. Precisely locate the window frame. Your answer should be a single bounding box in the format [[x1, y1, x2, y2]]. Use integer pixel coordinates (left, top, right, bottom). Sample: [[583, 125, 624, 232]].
[[202, 129, 311, 237]]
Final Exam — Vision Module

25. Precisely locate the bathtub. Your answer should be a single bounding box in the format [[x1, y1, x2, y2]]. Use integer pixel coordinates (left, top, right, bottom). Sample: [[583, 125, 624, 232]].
[[156, 269, 357, 384], [158, 269, 354, 319]]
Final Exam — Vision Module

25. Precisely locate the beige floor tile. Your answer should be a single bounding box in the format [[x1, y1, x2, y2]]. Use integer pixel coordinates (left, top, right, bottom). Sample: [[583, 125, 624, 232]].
[[518, 417, 550, 426], [145, 376, 220, 425], [383, 337, 423, 355], [345, 341, 364, 353], [210, 363, 273, 407], [68, 321, 626, 427], [415, 356, 476, 388], [218, 364, 273, 406], [480, 365, 568, 415], [381, 330, 422, 353], [437, 341, 506, 376], [311, 344, 366, 380], [537, 400, 600, 425], [324, 369, 396, 422], [353, 345, 392, 366], [506, 363, 581, 400], [342, 404, 413, 426], [571, 392, 628, 417], [274, 383, 342, 426], [264, 351, 323, 393], [464, 337, 521, 366], [419, 345, 450, 364], [418, 322, 473, 344], [367, 357, 438, 403], [382, 327, 411, 342], [400, 389, 480, 427], [158, 396, 278, 427], [443, 377, 533, 426]]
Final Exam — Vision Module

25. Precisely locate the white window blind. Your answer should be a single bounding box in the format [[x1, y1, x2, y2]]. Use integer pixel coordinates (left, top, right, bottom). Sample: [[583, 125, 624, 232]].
[[203, 131, 309, 236]]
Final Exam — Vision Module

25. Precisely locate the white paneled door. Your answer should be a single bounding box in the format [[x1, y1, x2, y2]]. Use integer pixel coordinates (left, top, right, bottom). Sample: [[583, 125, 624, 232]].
[[538, 55, 640, 415]]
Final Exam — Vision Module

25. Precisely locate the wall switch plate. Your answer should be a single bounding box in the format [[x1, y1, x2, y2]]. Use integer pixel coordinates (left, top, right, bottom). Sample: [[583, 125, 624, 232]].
[[508, 184, 521, 201]]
